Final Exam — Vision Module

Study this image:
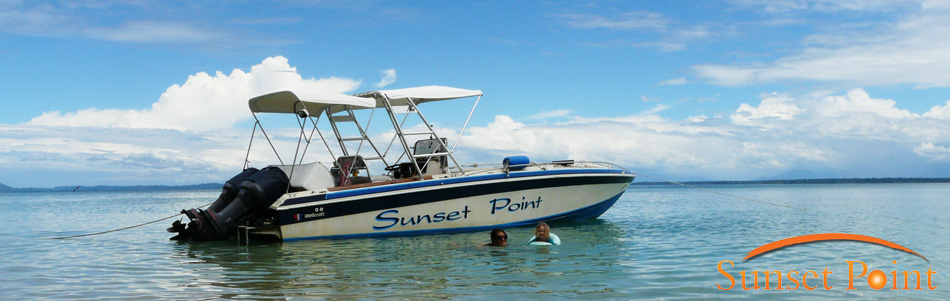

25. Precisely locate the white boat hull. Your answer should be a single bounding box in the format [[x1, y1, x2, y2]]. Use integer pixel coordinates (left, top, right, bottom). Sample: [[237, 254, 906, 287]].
[[169, 86, 640, 242], [271, 170, 634, 240]]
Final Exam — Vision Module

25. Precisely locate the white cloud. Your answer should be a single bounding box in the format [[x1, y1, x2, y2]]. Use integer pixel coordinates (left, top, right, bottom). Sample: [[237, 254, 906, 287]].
[[923, 0, 950, 10], [0, 121, 346, 187], [0, 1, 75, 37], [656, 77, 690, 86], [642, 104, 671, 116], [375, 69, 397, 88], [456, 88, 950, 179], [0, 125, 238, 186], [26, 56, 362, 131], [730, 92, 804, 127], [459, 114, 746, 176], [0, 2, 286, 48], [688, 115, 707, 123], [695, 3, 950, 87], [729, 88, 941, 141], [526, 109, 571, 120], [561, 11, 669, 30], [923, 100, 950, 119], [914, 142, 950, 162], [801, 89, 931, 141], [816, 89, 915, 119], [560, 12, 722, 52], [86, 20, 226, 44], [727, 0, 921, 14], [6, 73, 950, 186]]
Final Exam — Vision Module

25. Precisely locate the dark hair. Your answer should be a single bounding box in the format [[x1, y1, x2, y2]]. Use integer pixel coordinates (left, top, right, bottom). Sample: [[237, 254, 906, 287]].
[[490, 228, 506, 237]]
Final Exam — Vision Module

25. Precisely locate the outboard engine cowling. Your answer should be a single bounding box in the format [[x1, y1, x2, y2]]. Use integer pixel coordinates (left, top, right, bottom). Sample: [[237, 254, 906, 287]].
[[169, 167, 289, 241], [208, 168, 259, 213]]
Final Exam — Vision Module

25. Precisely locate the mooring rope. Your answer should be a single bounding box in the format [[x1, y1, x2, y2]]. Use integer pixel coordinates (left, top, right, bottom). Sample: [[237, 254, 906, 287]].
[[634, 172, 807, 211], [45, 201, 214, 240]]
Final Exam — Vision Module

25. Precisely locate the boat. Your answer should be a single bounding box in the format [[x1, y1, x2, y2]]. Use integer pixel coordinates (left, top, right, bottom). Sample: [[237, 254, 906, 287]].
[[168, 86, 636, 242]]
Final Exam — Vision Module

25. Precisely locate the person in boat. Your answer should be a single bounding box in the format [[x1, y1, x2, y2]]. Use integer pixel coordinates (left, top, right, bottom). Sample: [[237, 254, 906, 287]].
[[484, 228, 508, 247], [528, 222, 561, 245]]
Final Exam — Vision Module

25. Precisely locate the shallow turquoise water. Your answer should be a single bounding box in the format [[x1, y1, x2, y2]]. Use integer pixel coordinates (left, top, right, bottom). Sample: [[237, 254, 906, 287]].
[[1, 184, 948, 299]]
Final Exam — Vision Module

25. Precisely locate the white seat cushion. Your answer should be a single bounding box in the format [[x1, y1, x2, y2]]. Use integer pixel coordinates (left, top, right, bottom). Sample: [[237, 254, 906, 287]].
[[271, 162, 335, 191]]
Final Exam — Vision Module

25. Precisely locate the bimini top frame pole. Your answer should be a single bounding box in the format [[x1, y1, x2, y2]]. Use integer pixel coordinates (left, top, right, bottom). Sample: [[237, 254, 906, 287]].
[[377, 94, 422, 176], [246, 86, 481, 178], [246, 111, 285, 168], [373, 94, 465, 177], [452, 94, 480, 153], [402, 96, 465, 174], [246, 90, 375, 180], [247, 99, 331, 192], [358, 86, 480, 178]]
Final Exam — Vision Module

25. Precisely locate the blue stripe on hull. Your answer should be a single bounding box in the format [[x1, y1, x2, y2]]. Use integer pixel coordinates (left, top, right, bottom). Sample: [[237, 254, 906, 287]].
[[282, 190, 627, 242], [329, 168, 630, 199], [281, 168, 633, 206], [277, 173, 634, 225]]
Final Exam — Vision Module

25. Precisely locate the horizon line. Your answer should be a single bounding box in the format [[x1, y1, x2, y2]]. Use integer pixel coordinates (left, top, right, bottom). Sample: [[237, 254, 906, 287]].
[[4, 177, 950, 191]]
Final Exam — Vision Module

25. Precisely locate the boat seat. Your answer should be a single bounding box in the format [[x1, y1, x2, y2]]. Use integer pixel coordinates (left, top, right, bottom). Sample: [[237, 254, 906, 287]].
[[332, 156, 373, 186], [414, 138, 448, 176], [270, 161, 335, 191]]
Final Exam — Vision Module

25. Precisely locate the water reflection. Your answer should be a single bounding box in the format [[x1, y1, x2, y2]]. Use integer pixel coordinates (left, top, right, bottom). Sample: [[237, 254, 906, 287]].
[[7, 185, 950, 298], [171, 218, 633, 298]]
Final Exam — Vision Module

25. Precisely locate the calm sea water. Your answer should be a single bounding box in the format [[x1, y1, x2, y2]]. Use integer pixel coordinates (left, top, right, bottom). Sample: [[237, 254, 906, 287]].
[[1, 183, 948, 299]]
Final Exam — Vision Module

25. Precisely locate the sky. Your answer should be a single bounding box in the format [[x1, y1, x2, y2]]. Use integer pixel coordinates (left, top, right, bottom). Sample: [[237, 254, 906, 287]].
[[3, 0, 950, 187]]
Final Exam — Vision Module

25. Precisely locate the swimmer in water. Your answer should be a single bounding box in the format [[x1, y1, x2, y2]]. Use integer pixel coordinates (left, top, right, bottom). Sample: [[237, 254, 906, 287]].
[[528, 222, 560, 245], [484, 228, 508, 247]]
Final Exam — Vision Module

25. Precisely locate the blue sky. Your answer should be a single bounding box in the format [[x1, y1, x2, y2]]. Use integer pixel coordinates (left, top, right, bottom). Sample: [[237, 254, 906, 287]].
[[3, 0, 950, 187]]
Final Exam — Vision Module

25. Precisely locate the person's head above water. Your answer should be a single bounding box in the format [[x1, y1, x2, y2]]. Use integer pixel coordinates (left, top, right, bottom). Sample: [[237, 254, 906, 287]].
[[488, 228, 508, 246], [535, 222, 550, 242]]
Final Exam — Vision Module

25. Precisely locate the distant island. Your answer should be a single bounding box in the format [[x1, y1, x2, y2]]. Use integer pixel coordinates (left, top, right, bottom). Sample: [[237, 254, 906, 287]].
[[2, 178, 950, 193], [0, 183, 220, 193], [631, 178, 950, 186]]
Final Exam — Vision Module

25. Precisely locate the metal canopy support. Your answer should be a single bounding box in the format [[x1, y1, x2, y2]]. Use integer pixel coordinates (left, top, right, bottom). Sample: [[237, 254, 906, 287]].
[[375, 93, 465, 177], [311, 115, 337, 164], [243, 119, 258, 170], [247, 111, 284, 167], [327, 109, 349, 156], [244, 88, 479, 183], [382, 111, 412, 163], [325, 106, 390, 170], [285, 102, 324, 192], [404, 97, 465, 175], [452, 95, 481, 152], [378, 95, 422, 177]]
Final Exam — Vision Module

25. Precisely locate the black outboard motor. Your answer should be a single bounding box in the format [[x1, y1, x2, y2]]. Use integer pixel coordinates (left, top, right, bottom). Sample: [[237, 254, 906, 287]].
[[209, 168, 259, 212], [169, 168, 258, 240], [169, 167, 288, 241]]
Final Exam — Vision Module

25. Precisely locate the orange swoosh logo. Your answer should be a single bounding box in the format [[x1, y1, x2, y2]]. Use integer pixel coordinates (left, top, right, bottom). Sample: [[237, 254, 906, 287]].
[[744, 233, 927, 261]]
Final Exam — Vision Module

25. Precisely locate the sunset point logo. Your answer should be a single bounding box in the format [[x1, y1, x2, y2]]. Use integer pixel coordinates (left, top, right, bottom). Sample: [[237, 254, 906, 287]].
[[717, 233, 937, 291], [743, 233, 927, 261]]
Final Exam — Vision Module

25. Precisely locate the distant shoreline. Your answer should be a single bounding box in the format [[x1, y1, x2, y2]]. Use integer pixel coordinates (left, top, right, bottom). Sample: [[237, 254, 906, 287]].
[[0, 183, 220, 193], [3, 178, 950, 193], [631, 178, 950, 186]]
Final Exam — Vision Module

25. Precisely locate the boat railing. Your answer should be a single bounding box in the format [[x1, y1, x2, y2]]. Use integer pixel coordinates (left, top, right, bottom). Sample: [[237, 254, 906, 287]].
[[572, 161, 635, 174], [455, 163, 504, 169], [449, 163, 504, 176], [449, 160, 635, 176]]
